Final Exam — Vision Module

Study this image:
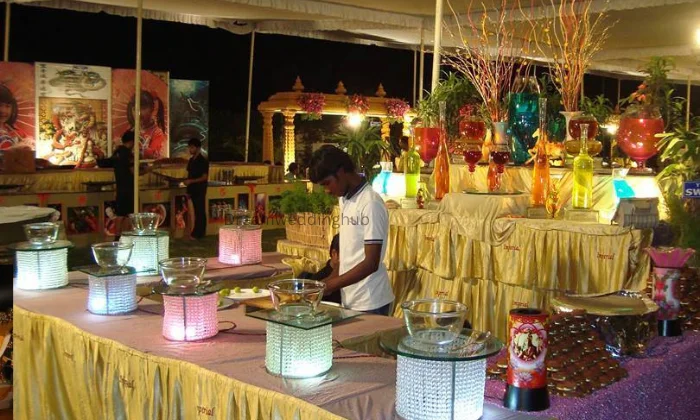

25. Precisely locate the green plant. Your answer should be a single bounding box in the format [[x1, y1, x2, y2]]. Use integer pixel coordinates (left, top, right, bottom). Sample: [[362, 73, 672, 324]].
[[275, 185, 336, 215], [416, 72, 479, 138], [538, 73, 567, 141], [581, 95, 613, 127], [329, 121, 387, 183], [656, 120, 700, 248]]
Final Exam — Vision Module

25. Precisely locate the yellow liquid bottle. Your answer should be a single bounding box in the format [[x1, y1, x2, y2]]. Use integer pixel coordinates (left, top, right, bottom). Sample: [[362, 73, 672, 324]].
[[572, 124, 594, 209], [404, 145, 421, 198]]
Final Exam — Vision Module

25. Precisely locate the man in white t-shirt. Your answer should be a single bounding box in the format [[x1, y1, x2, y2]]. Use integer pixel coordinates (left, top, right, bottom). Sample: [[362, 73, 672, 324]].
[[308, 146, 395, 315]]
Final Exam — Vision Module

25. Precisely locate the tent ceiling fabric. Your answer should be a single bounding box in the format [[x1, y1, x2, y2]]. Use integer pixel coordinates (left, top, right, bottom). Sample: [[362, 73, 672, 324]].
[[14, 0, 700, 81]]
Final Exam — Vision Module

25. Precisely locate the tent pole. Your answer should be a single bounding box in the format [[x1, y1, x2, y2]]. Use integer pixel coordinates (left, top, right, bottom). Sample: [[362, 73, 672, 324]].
[[133, 0, 143, 214], [431, 0, 443, 93], [245, 29, 256, 162], [687, 76, 691, 130], [412, 49, 417, 107], [3, 2, 10, 62], [419, 25, 425, 101]]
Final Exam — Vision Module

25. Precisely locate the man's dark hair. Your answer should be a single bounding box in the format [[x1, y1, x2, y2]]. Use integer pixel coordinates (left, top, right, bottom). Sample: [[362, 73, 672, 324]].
[[121, 130, 135, 144], [308, 146, 355, 183], [188, 138, 202, 148], [288, 162, 298, 173], [330, 234, 339, 254]]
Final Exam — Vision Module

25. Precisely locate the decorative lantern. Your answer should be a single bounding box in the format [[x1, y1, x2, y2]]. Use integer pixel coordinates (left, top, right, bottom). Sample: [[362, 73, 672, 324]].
[[119, 230, 169, 275], [646, 247, 696, 337], [503, 308, 549, 412], [83, 267, 138, 315], [218, 225, 262, 266], [378, 326, 502, 420], [162, 292, 219, 341], [12, 240, 72, 290]]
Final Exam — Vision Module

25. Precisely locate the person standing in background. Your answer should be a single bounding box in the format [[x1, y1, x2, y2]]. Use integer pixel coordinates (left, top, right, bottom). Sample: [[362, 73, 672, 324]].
[[184, 138, 209, 239], [111, 130, 136, 239]]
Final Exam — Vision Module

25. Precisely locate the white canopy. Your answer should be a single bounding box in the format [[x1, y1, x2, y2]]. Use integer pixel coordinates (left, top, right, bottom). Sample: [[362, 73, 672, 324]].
[[15, 0, 700, 82]]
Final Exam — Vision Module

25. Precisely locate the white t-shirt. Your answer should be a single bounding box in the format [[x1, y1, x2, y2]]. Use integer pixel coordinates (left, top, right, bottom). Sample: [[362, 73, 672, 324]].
[[338, 180, 395, 311]]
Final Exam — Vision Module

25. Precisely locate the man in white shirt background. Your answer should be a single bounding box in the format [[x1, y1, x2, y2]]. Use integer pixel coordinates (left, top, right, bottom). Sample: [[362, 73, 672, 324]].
[[308, 145, 395, 315]]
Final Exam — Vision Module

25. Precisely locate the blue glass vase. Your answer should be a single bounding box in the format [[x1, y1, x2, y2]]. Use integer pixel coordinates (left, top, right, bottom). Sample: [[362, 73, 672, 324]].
[[508, 92, 539, 165]]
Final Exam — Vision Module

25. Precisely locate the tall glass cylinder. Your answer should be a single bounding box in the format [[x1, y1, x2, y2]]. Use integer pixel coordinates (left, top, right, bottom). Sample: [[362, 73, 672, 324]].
[[405, 137, 421, 198], [434, 101, 450, 200], [572, 124, 594, 209], [531, 98, 550, 207], [509, 87, 540, 165]]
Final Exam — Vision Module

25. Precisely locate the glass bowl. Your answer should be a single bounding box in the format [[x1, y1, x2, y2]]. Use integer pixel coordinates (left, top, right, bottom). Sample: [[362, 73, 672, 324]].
[[159, 257, 208, 290], [268, 279, 326, 317], [23, 222, 60, 245], [129, 212, 161, 234], [91, 242, 133, 271], [401, 299, 468, 345]]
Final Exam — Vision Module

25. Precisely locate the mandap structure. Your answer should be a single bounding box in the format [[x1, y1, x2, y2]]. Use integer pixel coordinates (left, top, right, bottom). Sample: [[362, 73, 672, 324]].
[[257, 77, 415, 167]]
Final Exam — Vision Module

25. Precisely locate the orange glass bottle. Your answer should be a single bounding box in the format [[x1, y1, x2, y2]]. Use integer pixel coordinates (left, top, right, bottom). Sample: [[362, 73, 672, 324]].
[[531, 97, 550, 207], [434, 101, 450, 200]]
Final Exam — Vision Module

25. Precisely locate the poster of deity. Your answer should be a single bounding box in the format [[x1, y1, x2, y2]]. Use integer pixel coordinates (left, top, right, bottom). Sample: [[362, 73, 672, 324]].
[[35, 62, 111, 166], [112, 69, 169, 160], [169, 79, 209, 159], [0, 62, 35, 151]]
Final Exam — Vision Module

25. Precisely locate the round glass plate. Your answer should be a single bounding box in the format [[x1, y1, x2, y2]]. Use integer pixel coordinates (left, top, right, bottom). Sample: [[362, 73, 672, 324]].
[[152, 282, 221, 296], [10, 240, 73, 251], [463, 190, 524, 196], [380, 327, 503, 361], [218, 297, 236, 311]]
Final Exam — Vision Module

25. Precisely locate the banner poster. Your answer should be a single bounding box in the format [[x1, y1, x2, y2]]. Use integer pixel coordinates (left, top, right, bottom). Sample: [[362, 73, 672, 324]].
[[35, 62, 111, 167], [169, 79, 209, 159], [0, 62, 36, 151], [112, 69, 169, 160]]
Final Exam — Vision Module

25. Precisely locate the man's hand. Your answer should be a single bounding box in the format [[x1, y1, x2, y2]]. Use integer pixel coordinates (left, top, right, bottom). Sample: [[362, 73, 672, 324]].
[[324, 243, 382, 294]]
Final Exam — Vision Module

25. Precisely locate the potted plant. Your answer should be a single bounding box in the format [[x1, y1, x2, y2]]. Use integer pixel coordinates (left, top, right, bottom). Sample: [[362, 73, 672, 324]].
[[329, 121, 388, 184], [273, 185, 338, 248]]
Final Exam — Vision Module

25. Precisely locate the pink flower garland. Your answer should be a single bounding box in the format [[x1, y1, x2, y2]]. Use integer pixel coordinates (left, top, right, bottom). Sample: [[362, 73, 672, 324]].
[[385, 98, 410, 121], [346, 94, 370, 115], [297, 93, 325, 120]]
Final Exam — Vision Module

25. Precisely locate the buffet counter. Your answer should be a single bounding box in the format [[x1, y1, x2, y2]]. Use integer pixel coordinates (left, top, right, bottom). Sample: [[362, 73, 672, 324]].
[[278, 193, 652, 341]]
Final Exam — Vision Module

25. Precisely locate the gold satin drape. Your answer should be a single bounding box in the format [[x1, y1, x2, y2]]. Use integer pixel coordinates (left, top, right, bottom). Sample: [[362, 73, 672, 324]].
[[14, 306, 345, 420]]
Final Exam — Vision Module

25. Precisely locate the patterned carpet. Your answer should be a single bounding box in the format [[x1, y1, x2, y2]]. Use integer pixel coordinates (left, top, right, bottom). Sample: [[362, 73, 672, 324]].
[[68, 229, 287, 268]]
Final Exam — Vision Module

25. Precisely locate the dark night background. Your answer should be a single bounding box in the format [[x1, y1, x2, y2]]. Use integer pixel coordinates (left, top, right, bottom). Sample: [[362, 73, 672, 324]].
[[2, 4, 698, 163]]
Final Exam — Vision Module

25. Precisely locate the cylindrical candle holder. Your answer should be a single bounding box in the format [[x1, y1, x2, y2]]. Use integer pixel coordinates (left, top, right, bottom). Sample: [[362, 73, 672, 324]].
[[13, 241, 72, 290], [120, 231, 169, 275], [218, 225, 262, 266], [162, 293, 218, 341], [504, 308, 549, 412], [647, 247, 696, 337], [87, 269, 138, 315], [265, 322, 332, 378]]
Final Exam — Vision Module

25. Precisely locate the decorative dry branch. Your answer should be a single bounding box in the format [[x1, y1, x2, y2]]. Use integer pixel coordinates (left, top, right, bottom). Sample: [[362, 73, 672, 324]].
[[522, 0, 613, 112], [443, 0, 524, 123]]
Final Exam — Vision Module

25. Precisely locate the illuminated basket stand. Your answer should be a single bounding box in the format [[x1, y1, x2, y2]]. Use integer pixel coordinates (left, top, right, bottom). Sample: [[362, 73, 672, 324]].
[[119, 231, 169, 275], [77, 266, 138, 315], [154, 284, 220, 342], [218, 225, 262, 266], [12, 240, 73, 290], [379, 328, 503, 420], [247, 305, 363, 379]]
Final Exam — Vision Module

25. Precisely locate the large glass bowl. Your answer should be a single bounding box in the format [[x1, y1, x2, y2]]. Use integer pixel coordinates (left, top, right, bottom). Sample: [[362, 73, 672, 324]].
[[158, 257, 207, 290], [401, 299, 468, 345], [268, 279, 326, 317], [129, 212, 161, 234], [91, 242, 133, 271], [23, 222, 60, 245]]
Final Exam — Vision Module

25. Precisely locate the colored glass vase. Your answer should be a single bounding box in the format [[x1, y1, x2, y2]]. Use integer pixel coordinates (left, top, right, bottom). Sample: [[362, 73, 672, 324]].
[[434, 101, 450, 200], [404, 144, 421, 198], [508, 89, 540, 165], [572, 124, 594, 209], [488, 122, 509, 192], [617, 106, 664, 171], [414, 127, 441, 163], [531, 98, 550, 207]]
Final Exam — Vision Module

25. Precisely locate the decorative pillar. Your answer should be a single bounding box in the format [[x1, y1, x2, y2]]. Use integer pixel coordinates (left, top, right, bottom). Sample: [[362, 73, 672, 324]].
[[282, 110, 296, 170], [262, 111, 274, 163]]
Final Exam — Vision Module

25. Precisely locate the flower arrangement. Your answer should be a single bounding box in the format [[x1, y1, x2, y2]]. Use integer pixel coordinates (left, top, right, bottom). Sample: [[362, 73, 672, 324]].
[[524, 0, 613, 112], [443, 0, 523, 123], [297, 93, 325, 120], [385, 98, 411, 122], [346, 94, 370, 115]]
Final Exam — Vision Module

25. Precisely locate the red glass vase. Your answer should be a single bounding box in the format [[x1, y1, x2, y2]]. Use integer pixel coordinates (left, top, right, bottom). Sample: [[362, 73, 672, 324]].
[[616, 107, 664, 170], [414, 127, 440, 163]]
